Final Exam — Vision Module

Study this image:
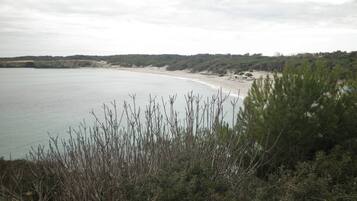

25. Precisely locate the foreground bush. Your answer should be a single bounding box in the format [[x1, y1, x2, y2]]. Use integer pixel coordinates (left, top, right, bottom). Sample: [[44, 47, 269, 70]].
[[238, 63, 357, 172], [256, 146, 357, 201], [1, 93, 267, 200], [1, 64, 356, 201]]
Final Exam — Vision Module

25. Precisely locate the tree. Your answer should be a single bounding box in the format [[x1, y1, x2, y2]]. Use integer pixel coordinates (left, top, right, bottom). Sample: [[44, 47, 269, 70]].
[[237, 62, 357, 172]]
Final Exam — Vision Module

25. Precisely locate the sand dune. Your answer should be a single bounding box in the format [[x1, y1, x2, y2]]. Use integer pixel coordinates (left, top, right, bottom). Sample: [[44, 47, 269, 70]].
[[113, 66, 273, 98]]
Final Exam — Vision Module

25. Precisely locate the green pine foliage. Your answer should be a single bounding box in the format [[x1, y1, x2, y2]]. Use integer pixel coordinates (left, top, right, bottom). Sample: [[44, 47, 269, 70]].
[[238, 63, 357, 172]]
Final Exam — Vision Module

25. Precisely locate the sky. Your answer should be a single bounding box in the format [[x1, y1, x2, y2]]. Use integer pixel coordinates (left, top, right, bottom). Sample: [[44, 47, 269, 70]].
[[0, 0, 356, 57]]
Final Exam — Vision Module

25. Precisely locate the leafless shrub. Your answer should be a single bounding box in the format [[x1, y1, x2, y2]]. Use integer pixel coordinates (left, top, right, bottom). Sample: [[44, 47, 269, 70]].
[[1, 91, 270, 200]]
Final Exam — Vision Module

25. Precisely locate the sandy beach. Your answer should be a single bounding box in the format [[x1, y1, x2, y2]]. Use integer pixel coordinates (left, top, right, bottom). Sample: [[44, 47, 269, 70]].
[[113, 66, 272, 98]]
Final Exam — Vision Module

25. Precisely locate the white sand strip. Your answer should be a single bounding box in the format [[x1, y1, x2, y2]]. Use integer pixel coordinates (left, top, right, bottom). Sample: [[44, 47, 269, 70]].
[[111, 66, 272, 98]]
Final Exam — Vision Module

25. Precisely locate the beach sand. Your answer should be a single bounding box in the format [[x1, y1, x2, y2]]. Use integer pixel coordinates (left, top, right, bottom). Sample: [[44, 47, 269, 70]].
[[113, 66, 272, 98]]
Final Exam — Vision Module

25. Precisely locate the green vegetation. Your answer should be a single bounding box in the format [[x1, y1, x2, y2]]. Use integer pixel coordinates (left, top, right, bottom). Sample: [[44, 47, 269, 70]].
[[238, 63, 357, 172], [33, 60, 101, 68], [1, 62, 357, 200], [0, 60, 103, 68], [1, 51, 357, 75]]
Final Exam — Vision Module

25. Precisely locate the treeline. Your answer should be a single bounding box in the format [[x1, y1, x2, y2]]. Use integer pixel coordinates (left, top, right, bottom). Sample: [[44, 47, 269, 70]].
[[1, 62, 357, 200], [0, 60, 104, 68], [1, 51, 357, 74], [102, 51, 357, 74]]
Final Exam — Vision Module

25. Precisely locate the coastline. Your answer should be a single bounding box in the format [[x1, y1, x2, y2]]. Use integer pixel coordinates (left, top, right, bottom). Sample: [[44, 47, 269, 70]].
[[112, 66, 271, 98], [0, 65, 271, 98]]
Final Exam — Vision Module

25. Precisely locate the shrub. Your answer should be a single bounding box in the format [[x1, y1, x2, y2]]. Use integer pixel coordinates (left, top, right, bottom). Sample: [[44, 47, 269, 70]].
[[1, 93, 265, 201], [255, 146, 357, 201], [237, 63, 357, 172]]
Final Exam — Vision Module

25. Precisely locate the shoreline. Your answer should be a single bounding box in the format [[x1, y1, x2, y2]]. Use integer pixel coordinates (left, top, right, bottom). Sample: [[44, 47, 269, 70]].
[[1, 66, 271, 98], [112, 66, 271, 98]]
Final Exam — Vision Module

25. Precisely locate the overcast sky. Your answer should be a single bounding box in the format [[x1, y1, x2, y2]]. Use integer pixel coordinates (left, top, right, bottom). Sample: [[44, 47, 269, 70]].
[[0, 0, 356, 57]]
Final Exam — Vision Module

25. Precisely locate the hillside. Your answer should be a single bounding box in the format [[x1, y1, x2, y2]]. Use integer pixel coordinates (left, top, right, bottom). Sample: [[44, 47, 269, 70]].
[[1, 51, 356, 75]]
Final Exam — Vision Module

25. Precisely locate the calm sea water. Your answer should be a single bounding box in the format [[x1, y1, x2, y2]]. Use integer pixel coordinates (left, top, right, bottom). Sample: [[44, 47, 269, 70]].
[[0, 68, 240, 158]]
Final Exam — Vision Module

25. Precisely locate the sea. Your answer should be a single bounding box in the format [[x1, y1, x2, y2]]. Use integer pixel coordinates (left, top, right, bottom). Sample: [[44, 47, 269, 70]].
[[0, 68, 241, 158]]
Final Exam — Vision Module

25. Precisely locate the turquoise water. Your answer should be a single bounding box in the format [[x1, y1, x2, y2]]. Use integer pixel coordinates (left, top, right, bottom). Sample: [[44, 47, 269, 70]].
[[0, 68, 240, 158]]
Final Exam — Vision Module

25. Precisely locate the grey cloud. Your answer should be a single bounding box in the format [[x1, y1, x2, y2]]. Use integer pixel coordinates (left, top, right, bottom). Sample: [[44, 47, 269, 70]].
[[0, 0, 356, 56], [1, 0, 357, 31], [173, 0, 357, 29]]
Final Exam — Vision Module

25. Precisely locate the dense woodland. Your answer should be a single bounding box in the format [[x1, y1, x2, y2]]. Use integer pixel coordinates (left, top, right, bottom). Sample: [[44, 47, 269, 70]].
[[1, 60, 357, 200], [1, 51, 357, 75]]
